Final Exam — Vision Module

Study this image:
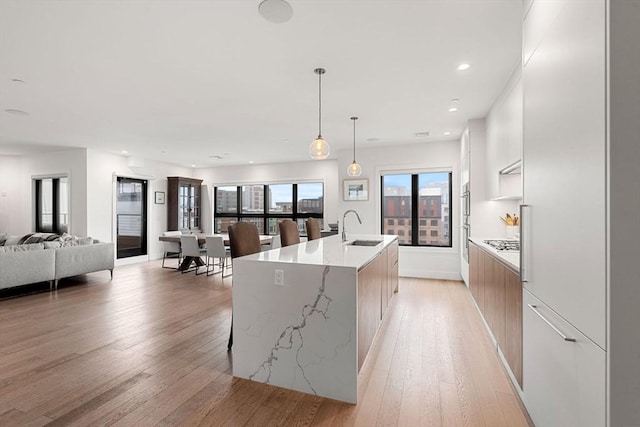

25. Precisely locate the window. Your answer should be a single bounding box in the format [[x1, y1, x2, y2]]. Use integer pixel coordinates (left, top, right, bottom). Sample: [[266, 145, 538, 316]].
[[381, 172, 452, 247], [214, 182, 324, 234], [35, 176, 69, 234]]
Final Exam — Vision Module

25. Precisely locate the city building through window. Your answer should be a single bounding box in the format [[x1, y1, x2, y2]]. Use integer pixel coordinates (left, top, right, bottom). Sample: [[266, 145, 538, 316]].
[[380, 172, 452, 247], [214, 182, 323, 235]]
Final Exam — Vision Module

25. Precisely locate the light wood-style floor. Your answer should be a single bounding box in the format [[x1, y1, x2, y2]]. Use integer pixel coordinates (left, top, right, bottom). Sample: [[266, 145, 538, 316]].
[[0, 261, 531, 426]]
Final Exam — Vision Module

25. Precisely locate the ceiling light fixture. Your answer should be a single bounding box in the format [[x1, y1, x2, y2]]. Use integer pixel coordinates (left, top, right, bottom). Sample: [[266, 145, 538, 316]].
[[444, 131, 451, 136], [309, 68, 330, 160], [249, 160, 255, 164], [121, 150, 129, 154], [457, 63, 471, 71], [258, 0, 293, 23], [449, 107, 458, 112], [347, 117, 362, 177]]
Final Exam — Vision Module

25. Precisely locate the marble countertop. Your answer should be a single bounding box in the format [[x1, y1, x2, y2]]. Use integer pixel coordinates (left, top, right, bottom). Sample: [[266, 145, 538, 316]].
[[238, 234, 398, 270], [469, 237, 520, 272]]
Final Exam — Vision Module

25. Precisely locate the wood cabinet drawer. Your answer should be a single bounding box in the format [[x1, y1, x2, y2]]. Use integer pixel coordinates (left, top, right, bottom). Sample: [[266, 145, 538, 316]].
[[523, 290, 605, 427]]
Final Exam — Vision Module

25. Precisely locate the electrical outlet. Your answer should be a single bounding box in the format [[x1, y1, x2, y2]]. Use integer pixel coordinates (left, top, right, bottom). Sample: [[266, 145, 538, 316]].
[[274, 269, 284, 286]]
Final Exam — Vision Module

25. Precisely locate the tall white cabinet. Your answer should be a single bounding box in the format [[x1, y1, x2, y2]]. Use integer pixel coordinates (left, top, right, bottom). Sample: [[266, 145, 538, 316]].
[[521, 1, 640, 426]]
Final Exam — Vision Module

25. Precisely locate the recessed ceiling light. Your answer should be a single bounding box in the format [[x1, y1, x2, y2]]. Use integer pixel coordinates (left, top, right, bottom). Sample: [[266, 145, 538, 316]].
[[121, 150, 129, 154], [249, 160, 255, 164], [4, 109, 29, 116], [457, 63, 471, 71], [366, 137, 380, 142], [444, 131, 451, 136], [449, 107, 458, 112], [11, 78, 25, 83], [414, 131, 430, 137], [451, 98, 460, 103], [210, 155, 223, 160], [191, 164, 196, 168], [258, 0, 293, 23], [223, 152, 230, 156]]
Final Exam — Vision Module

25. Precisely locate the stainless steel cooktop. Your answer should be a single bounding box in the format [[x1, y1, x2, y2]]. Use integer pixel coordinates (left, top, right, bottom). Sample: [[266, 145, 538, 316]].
[[483, 239, 520, 251]]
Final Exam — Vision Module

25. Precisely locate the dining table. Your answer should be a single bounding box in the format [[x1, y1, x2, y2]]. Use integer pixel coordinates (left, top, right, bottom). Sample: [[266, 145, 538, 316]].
[[158, 233, 273, 272]]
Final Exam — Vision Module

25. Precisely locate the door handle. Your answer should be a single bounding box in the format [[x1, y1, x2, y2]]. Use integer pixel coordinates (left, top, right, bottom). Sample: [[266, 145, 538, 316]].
[[519, 204, 530, 282], [528, 304, 576, 342]]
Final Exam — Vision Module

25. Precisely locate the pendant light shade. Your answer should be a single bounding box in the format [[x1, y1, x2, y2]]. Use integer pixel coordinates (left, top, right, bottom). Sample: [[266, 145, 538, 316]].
[[310, 68, 330, 160], [347, 116, 362, 176]]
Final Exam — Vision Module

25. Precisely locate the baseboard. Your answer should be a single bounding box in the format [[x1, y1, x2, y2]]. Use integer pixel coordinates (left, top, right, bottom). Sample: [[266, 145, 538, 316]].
[[399, 269, 462, 281], [115, 255, 149, 266]]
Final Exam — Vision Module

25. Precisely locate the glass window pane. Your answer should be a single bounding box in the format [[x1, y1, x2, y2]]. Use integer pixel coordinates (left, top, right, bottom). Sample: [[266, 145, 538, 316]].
[[58, 177, 69, 233], [40, 178, 53, 230], [382, 174, 412, 245], [297, 182, 323, 214], [267, 184, 292, 214], [418, 172, 451, 247], [215, 217, 238, 234], [242, 185, 264, 214], [216, 186, 237, 213]]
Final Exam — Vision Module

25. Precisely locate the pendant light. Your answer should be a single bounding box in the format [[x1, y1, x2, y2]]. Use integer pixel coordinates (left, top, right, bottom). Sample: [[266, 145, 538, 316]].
[[309, 68, 330, 159], [347, 116, 362, 176]]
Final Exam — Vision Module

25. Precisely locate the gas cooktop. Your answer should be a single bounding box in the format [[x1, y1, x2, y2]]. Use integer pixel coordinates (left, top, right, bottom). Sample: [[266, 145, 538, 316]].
[[483, 239, 520, 251]]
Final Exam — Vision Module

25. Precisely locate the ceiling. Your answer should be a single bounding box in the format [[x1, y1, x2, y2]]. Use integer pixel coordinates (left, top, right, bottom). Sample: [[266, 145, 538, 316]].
[[0, 0, 522, 167]]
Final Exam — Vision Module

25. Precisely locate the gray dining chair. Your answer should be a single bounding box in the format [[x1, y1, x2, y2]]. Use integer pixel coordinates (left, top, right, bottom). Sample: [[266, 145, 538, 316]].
[[161, 230, 182, 269], [205, 236, 231, 277]]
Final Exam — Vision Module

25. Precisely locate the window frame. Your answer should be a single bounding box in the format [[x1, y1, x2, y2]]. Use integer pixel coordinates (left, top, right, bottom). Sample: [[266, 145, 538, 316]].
[[214, 182, 324, 235], [380, 171, 453, 248], [34, 175, 69, 234]]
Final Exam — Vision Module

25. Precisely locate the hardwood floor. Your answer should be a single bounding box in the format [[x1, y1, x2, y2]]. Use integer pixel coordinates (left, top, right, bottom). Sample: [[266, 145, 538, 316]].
[[0, 261, 531, 426]]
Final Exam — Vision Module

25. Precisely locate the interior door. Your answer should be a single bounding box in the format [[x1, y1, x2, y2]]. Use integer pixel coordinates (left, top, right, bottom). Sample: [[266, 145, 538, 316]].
[[116, 177, 147, 259]]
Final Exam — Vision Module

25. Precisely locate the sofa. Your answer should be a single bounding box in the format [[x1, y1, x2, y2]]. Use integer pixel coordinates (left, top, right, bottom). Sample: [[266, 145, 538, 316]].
[[0, 233, 114, 291]]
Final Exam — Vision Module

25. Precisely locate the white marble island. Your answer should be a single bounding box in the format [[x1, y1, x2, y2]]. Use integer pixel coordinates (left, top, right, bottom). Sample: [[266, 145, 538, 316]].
[[232, 234, 399, 404]]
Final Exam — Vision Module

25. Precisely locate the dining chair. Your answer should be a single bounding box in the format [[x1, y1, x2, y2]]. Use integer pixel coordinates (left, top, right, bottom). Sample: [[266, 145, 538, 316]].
[[227, 221, 262, 350], [205, 236, 230, 277], [161, 231, 182, 269], [305, 218, 322, 241], [180, 234, 206, 274], [278, 219, 300, 247]]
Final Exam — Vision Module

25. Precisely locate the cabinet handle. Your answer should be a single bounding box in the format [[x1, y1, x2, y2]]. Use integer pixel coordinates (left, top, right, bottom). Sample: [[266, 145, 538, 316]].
[[519, 204, 530, 282], [527, 304, 576, 342]]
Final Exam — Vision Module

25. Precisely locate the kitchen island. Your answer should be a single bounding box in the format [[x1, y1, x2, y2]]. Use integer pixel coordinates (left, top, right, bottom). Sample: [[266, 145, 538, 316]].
[[232, 234, 398, 404]]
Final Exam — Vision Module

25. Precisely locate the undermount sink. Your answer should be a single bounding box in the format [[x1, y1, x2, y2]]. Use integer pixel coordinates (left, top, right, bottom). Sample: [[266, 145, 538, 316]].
[[348, 239, 383, 247]]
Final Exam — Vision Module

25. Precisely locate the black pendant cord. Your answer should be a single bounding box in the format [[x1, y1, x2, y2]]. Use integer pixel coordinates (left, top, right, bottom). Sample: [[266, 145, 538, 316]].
[[351, 116, 358, 162], [318, 72, 322, 137]]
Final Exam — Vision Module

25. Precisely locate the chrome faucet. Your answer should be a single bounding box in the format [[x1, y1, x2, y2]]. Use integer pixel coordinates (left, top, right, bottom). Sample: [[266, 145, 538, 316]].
[[342, 210, 362, 242]]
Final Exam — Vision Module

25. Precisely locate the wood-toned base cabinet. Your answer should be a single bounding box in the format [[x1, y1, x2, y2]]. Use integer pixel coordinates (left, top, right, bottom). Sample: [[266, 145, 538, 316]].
[[357, 241, 399, 371], [469, 241, 522, 387]]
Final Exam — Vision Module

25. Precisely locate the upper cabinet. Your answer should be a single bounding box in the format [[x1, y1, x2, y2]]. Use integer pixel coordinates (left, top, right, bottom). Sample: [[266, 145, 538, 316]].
[[485, 68, 523, 200], [167, 177, 203, 232]]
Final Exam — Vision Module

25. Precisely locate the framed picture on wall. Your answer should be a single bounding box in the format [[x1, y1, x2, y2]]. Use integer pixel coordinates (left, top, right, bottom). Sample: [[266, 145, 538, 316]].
[[154, 191, 165, 204], [343, 179, 369, 201]]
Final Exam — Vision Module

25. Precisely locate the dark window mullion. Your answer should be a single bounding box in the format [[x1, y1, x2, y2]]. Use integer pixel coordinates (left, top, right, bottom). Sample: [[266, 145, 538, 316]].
[[52, 178, 60, 233], [35, 179, 42, 232], [411, 174, 419, 245], [292, 184, 299, 218]]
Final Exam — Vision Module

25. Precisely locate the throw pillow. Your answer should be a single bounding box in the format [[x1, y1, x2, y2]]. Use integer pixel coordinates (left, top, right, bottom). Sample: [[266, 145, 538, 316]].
[[43, 241, 62, 249], [23, 232, 62, 244], [1, 243, 45, 252], [78, 237, 94, 245], [4, 235, 23, 246]]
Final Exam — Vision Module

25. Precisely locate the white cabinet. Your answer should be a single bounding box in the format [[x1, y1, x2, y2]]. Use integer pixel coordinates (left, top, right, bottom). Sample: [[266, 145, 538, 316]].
[[523, 290, 605, 427], [522, 0, 606, 348], [485, 69, 523, 200]]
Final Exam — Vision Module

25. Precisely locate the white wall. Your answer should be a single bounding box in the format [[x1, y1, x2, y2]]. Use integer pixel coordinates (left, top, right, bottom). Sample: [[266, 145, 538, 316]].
[[337, 140, 461, 280], [195, 160, 340, 235], [86, 149, 192, 259], [0, 149, 88, 236], [0, 156, 22, 234]]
